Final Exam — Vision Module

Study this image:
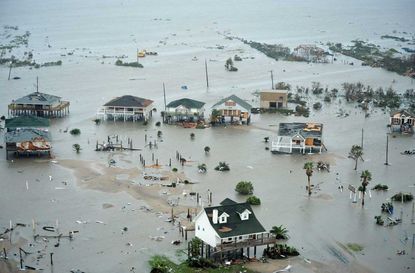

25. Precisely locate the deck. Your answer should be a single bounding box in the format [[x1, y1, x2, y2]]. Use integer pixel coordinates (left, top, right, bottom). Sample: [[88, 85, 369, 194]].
[[213, 234, 277, 254]]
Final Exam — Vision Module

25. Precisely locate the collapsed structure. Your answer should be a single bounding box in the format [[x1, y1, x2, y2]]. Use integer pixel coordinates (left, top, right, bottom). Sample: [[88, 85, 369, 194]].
[[271, 122, 326, 154]]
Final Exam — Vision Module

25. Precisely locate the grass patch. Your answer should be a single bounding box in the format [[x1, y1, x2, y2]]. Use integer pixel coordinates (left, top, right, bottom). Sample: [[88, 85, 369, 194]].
[[347, 243, 364, 252], [148, 255, 258, 273]]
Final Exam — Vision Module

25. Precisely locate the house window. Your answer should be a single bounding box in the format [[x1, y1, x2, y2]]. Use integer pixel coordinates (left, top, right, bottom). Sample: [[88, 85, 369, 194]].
[[225, 101, 236, 107], [228, 238, 232, 241], [220, 216, 226, 222], [269, 102, 277, 108]]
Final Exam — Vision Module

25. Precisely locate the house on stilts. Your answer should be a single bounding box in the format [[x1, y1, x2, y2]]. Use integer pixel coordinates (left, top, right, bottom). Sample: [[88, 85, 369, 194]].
[[211, 95, 252, 125], [389, 109, 414, 134], [191, 198, 276, 261], [8, 91, 70, 118], [271, 122, 326, 154], [4, 116, 51, 159], [164, 98, 205, 124], [97, 95, 154, 122]]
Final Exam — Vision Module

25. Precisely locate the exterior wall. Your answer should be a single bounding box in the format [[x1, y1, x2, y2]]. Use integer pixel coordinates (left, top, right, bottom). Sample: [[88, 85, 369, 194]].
[[194, 211, 220, 247], [260, 92, 288, 109], [220, 232, 264, 245], [97, 104, 153, 121], [166, 106, 204, 116], [213, 102, 250, 121]]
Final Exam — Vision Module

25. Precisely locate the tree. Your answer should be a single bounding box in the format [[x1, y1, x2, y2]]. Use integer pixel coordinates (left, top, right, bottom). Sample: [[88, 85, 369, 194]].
[[72, 144, 81, 153], [188, 238, 202, 257], [360, 170, 372, 206], [270, 225, 288, 239], [197, 163, 207, 173], [303, 162, 313, 196], [214, 161, 230, 171], [235, 181, 254, 195], [70, 128, 81, 135], [246, 195, 261, 205], [204, 146, 210, 154], [210, 109, 221, 124], [350, 145, 363, 170]]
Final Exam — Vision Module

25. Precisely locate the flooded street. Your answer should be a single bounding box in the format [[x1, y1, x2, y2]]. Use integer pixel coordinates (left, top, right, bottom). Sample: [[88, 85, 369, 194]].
[[1, 0, 415, 272]]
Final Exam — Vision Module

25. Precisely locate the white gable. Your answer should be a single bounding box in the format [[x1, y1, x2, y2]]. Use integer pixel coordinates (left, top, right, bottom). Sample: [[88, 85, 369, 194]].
[[194, 210, 221, 247], [238, 209, 251, 220], [218, 212, 230, 223]]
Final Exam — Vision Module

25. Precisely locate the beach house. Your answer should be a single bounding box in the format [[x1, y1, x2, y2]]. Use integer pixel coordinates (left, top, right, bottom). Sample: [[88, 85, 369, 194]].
[[389, 109, 414, 134], [164, 98, 205, 123], [97, 95, 154, 122], [271, 122, 326, 154], [211, 95, 252, 125], [8, 91, 70, 118], [193, 198, 276, 260], [259, 90, 288, 110]]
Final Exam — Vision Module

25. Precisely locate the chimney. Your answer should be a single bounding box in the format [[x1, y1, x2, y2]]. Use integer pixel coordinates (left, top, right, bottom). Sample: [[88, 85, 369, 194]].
[[212, 209, 218, 224]]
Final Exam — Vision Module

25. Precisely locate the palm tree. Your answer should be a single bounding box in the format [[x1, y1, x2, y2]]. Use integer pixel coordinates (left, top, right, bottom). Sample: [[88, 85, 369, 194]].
[[303, 162, 313, 196], [360, 170, 372, 206], [350, 145, 363, 170], [72, 144, 81, 153], [270, 225, 288, 239]]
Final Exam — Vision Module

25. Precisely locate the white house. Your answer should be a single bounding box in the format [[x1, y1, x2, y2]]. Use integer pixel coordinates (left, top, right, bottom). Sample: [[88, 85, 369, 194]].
[[211, 94, 252, 125], [165, 98, 205, 123], [271, 122, 324, 154], [97, 95, 154, 122], [193, 198, 266, 248], [389, 109, 414, 134]]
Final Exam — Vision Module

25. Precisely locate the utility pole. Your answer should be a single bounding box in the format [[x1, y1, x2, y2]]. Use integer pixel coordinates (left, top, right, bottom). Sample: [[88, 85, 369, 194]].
[[361, 128, 364, 149], [384, 134, 389, 166], [8, 61, 13, 80], [163, 83, 166, 112], [270, 70, 274, 90], [205, 59, 209, 88], [36, 76, 39, 93]]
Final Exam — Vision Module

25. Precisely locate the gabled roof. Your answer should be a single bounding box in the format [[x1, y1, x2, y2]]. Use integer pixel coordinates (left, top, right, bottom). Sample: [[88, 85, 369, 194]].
[[278, 122, 323, 138], [104, 95, 153, 108], [212, 95, 252, 111], [5, 116, 50, 129], [204, 199, 265, 238], [166, 98, 205, 109], [5, 129, 51, 143], [12, 92, 61, 105], [220, 198, 238, 206], [390, 109, 415, 117]]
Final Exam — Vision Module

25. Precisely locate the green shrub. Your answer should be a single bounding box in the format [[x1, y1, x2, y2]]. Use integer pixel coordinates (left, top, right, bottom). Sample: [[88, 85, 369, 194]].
[[214, 161, 230, 171], [372, 184, 388, 191], [235, 181, 254, 195], [391, 192, 413, 202], [70, 128, 81, 135], [246, 195, 261, 205]]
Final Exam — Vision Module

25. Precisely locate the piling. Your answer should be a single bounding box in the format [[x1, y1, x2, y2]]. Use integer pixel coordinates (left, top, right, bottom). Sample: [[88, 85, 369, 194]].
[[19, 248, 24, 269]]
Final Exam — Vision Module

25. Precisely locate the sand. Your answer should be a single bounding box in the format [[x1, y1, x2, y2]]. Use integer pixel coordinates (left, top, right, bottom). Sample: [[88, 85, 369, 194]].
[[58, 159, 194, 215]]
